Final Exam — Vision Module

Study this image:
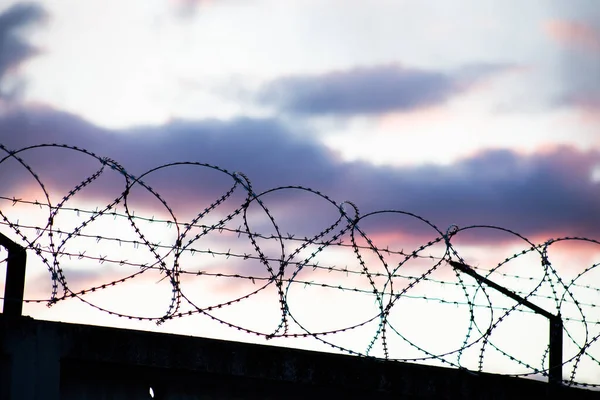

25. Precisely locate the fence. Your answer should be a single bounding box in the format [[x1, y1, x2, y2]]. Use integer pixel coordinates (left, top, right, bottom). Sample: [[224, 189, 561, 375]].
[[1, 143, 599, 388]]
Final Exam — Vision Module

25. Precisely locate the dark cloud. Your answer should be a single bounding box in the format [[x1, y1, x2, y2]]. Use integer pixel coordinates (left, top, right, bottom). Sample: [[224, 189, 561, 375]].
[[0, 3, 46, 101], [1, 108, 599, 243], [258, 64, 512, 116], [0, 108, 335, 191], [345, 147, 600, 241], [0, 108, 341, 230]]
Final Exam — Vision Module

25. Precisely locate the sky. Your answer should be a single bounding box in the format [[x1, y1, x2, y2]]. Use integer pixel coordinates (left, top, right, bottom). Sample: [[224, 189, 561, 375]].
[[0, 0, 599, 386]]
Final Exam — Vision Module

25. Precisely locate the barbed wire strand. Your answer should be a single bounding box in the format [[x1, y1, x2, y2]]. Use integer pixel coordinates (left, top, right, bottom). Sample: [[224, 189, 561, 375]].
[[1, 143, 599, 388]]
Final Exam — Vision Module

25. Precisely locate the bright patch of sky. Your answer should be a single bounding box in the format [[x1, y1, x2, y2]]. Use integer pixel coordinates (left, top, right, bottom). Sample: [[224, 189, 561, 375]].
[[9, 0, 596, 167]]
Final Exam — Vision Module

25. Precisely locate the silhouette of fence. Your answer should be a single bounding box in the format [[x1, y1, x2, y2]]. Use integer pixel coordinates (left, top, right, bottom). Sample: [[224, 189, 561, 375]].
[[1, 143, 599, 389]]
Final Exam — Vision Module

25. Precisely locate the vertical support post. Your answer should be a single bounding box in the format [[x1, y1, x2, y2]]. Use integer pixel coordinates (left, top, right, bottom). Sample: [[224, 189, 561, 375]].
[[549, 315, 563, 385], [448, 260, 563, 385], [0, 232, 27, 317]]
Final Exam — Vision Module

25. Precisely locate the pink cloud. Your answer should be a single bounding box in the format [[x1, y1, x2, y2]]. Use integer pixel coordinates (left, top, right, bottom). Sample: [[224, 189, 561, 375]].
[[376, 106, 449, 131], [544, 20, 600, 53], [572, 95, 600, 123]]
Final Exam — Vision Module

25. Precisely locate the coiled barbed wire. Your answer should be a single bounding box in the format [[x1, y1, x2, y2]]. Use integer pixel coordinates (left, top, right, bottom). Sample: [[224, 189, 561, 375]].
[[0, 143, 599, 388]]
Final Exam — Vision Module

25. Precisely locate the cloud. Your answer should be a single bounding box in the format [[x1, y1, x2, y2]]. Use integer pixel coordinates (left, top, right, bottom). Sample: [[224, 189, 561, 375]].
[[0, 108, 338, 219], [258, 63, 512, 116], [169, 0, 222, 18], [0, 3, 46, 101], [544, 5, 600, 119], [1, 107, 599, 243], [545, 20, 600, 53]]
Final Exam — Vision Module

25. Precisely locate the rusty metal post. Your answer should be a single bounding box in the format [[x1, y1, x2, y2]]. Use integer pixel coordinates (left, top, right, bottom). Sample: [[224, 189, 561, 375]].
[[0, 232, 27, 317], [449, 260, 563, 385]]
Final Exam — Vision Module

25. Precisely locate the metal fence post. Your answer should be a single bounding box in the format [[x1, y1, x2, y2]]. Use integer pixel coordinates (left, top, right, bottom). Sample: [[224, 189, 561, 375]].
[[0, 232, 27, 317], [549, 315, 563, 385], [449, 260, 563, 385]]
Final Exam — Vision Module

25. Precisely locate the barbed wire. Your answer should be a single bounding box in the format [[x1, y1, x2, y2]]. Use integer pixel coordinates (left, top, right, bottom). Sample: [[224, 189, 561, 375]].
[[0, 143, 599, 388]]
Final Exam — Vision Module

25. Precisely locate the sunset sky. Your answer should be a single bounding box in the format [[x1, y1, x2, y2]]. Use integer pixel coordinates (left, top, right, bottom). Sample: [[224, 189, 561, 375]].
[[0, 0, 599, 384]]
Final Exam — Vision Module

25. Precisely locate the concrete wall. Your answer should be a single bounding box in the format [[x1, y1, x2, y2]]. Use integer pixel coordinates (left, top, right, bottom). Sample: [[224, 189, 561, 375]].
[[0, 314, 596, 399]]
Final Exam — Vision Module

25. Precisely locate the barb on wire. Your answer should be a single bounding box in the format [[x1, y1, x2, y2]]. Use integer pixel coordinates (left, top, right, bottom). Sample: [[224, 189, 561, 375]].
[[0, 143, 599, 389]]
